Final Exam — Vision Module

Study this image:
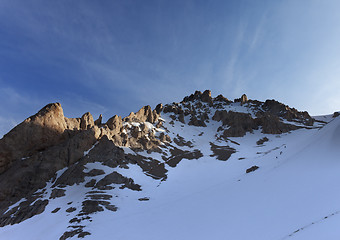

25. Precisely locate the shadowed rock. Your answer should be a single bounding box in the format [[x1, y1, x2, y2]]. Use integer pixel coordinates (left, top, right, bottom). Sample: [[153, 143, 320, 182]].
[[246, 165, 259, 173], [94, 114, 102, 126], [261, 99, 314, 126], [213, 110, 257, 137], [256, 137, 269, 145], [210, 142, 236, 161]]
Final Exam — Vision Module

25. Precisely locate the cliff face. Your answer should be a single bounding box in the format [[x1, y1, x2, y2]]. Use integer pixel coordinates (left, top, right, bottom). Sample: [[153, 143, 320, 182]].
[[0, 90, 319, 239]]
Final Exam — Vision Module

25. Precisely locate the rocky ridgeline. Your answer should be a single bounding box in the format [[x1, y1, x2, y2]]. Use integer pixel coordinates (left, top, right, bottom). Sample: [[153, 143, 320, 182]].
[[0, 90, 316, 239], [0, 102, 170, 229], [162, 90, 314, 137]]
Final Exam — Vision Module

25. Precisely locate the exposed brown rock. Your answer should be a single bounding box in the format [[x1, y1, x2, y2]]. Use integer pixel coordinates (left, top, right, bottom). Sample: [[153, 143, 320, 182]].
[[165, 147, 203, 167], [106, 115, 122, 132], [181, 90, 213, 104], [94, 114, 102, 126], [201, 90, 213, 104], [80, 112, 94, 130], [155, 103, 163, 114], [0, 103, 69, 173], [210, 142, 236, 161], [182, 90, 203, 102], [78, 231, 91, 238], [213, 110, 256, 137], [0, 199, 49, 227], [86, 169, 105, 177], [246, 165, 259, 173], [255, 115, 299, 134], [188, 115, 207, 127], [214, 94, 230, 103], [240, 94, 248, 105], [261, 99, 314, 126], [178, 112, 185, 124], [138, 197, 150, 201], [85, 179, 97, 188], [173, 135, 193, 148], [95, 172, 141, 191], [125, 105, 159, 123], [86, 194, 112, 200], [50, 189, 66, 199], [60, 230, 79, 240], [52, 208, 60, 213], [256, 137, 269, 145], [213, 109, 302, 136], [234, 94, 248, 105], [163, 104, 183, 115], [0, 127, 97, 222], [159, 133, 171, 142], [66, 207, 77, 213]]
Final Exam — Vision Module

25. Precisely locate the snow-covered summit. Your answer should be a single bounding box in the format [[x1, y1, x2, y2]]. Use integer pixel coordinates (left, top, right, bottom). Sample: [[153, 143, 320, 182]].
[[0, 90, 339, 240]]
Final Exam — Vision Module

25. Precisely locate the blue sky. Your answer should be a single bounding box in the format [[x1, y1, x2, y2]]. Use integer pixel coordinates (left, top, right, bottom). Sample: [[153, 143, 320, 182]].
[[1, 0, 340, 137]]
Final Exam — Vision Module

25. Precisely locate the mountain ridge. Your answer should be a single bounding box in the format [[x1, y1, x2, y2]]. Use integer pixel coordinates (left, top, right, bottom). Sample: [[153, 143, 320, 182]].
[[0, 90, 338, 240]]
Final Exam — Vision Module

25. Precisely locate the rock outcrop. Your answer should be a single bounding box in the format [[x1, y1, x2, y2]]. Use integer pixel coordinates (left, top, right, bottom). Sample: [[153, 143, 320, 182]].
[[0, 103, 80, 174], [213, 110, 257, 137], [0, 102, 170, 227], [234, 94, 248, 105], [260, 99, 314, 126], [124, 105, 159, 123], [182, 90, 213, 104]]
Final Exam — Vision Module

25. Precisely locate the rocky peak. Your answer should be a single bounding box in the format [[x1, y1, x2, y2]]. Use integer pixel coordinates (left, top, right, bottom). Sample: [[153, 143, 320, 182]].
[[201, 90, 213, 103], [182, 90, 213, 104], [0, 103, 71, 174], [123, 105, 159, 124], [155, 103, 163, 114], [34, 102, 64, 119], [106, 115, 122, 132], [213, 94, 230, 103], [80, 112, 95, 130], [94, 114, 103, 126], [234, 94, 248, 105]]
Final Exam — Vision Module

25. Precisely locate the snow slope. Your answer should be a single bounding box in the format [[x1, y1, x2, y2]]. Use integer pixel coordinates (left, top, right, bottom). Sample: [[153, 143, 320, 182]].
[[0, 112, 339, 240]]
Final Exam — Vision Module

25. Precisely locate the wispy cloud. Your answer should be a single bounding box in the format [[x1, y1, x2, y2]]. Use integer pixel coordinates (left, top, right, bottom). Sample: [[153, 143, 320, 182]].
[[249, 12, 267, 52]]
